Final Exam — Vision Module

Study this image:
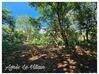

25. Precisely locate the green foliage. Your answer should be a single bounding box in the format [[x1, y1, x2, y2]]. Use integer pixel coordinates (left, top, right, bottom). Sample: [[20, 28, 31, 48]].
[[2, 26, 26, 52], [2, 2, 97, 52], [74, 3, 97, 42], [31, 35, 49, 46], [2, 3, 97, 73], [2, 8, 15, 31]]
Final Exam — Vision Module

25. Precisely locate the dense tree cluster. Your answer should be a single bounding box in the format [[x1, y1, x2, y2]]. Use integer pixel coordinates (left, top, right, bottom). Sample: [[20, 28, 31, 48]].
[[2, 2, 97, 73]]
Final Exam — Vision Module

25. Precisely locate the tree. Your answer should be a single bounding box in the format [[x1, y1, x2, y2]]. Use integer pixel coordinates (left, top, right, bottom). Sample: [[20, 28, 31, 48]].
[[15, 16, 40, 43], [2, 8, 15, 31], [73, 2, 97, 43], [29, 2, 74, 51]]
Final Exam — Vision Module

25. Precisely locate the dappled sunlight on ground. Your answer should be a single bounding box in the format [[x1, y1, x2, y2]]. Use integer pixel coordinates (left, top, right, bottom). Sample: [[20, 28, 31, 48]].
[[2, 45, 97, 73]]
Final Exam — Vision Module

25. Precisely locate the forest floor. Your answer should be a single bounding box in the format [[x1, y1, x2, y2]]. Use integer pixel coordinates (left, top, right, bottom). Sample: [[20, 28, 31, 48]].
[[2, 44, 97, 73]]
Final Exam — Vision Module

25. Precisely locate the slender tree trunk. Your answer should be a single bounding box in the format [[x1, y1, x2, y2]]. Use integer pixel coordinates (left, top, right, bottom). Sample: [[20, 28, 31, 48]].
[[56, 3, 68, 49], [86, 30, 89, 42], [50, 33, 59, 46]]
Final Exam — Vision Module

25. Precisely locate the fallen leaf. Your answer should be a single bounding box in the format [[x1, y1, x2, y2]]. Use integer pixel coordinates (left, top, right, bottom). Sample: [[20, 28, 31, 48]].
[[70, 70, 74, 73], [69, 66, 76, 69], [57, 63, 63, 68], [63, 61, 68, 64], [62, 64, 68, 67], [63, 68, 67, 71], [29, 56, 39, 61]]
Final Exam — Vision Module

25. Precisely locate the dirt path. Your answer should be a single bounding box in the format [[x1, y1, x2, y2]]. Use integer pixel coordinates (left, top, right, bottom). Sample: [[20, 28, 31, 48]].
[[2, 45, 97, 73]]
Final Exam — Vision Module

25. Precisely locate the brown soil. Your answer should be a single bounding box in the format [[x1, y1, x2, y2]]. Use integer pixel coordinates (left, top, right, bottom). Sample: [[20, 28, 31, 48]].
[[2, 45, 97, 73]]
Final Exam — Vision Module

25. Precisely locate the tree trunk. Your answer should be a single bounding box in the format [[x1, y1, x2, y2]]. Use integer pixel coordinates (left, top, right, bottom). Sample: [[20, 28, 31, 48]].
[[56, 3, 68, 49], [86, 30, 89, 42]]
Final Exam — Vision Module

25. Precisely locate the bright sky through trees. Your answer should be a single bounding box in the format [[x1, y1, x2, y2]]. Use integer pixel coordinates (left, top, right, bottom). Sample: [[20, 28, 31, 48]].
[[2, 2, 40, 19], [2, 2, 48, 33]]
